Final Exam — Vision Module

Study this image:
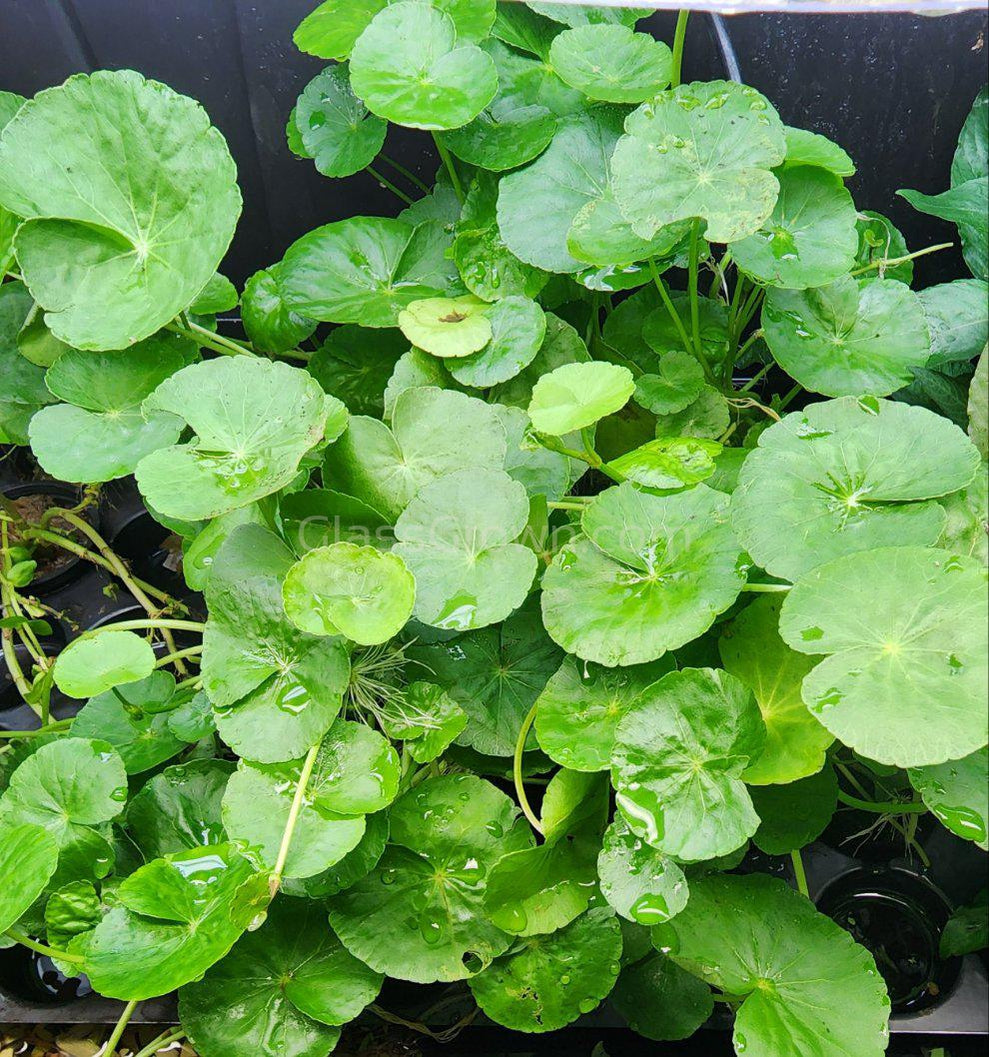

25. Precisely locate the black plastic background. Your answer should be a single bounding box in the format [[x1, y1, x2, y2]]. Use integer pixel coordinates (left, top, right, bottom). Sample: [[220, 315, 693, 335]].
[[0, 1, 986, 287]]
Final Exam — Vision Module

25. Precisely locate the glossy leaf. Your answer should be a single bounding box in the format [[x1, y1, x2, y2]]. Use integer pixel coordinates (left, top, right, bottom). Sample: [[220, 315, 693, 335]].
[[597, 816, 688, 926], [550, 25, 672, 104], [909, 748, 988, 850], [783, 126, 855, 176], [611, 951, 713, 1042], [0, 823, 59, 933], [528, 361, 634, 435], [241, 265, 317, 355], [398, 294, 492, 357], [751, 766, 839, 854], [53, 631, 156, 699], [296, 65, 386, 177]]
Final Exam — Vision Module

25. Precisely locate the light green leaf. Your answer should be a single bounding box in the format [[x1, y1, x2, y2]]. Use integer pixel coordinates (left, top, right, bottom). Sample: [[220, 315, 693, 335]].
[[732, 166, 858, 289], [611, 81, 786, 243], [730, 397, 980, 581], [0, 823, 59, 933], [535, 654, 674, 772], [324, 386, 507, 521], [283, 543, 415, 645], [653, 874, 890, 1057], [179, 900, 381, 1057], [528, 361, 634, 435], [447, 296, 547, 387], [137, 357, 338, 521], [53, 631, 155, 699], [468, 908, 622, 1032], [854, 210, 914, 284], [525, 3, 642, 27], [779, 546, 989, 767], [29, 336, 189, 483], [762, 276, 930, 397], [394, 467, 537, 631], [280, 217, 460, 327], [308, 325, 406, 418], [938, 468, 988, 565], [496, 403, 574, 502], [71, 672, 187, 774], [597, 816, 688, 925], [125, 759, 233, 861], [783, 126, 855, 176], [294, 0, 386, 60], [541, 483, 746, 666], [407, 595, 561, 756], [612, 668, 765, 860], [189, 273, 238, 316], [350, 3, 497, 130], [909, 748, 988, 850], [296, 64, 386, 177], [970, 348, 988, 458], [202, 525, 351, 764], [289, 811, 390, 899], [611, 951, 713, 1041], [550, 25, 671, 104], [940, 889, 989, 958], [0, 70, 240, 350], [398, 294, 492, 357], [327, 774, 533, 982], [85, 844, 270, 1000], [608, 437, 721, 491], [0, 282, 57, 444], [241, 265, 317, 355], [919, 279, 988, 366], [379, 681, 467, 763], [751, 766, 839, 854], [719, 595, 832, 785], [490, 312, 590, 408], [44, 880, 102, 953], [653, 384, 730, 441]]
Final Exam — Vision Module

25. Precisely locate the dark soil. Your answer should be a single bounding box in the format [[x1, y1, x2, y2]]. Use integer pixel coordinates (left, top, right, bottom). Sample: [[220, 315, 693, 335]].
[[6, 493, 92, 581]]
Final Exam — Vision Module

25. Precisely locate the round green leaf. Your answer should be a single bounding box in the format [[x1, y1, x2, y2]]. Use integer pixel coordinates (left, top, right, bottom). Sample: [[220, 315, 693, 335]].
[[653, 383, 730, 442], [751, 766, 839, 855], [241, 265, 317, 355], [468, 908, 622, 1032], [85, 844, 270, 1000], [779, 546, 989, 767], [380, 681, 468, 764], [202, 525, 351, 764], [497, 110, 626, 274], [294, 0, 386, 60], [407, 595, 562, 756], [283, 543, 415, 645], [719, 596, 833, 785], [550, 25, 671, 104], [350, 3, 497, 131], [0, 70, 240, 350], [308, 325, 406, 417], [597, 816, 688, 925], [534, 654, 674, 772], [327, 774, 533, 982], [762, 276, 930, 397], [290, 810, 390, 900], [30, 337, 189, 483], [490, 311, 590, 408], [909, 748, 988, 850], [611, 81, 786, 243], [611, 952, 714, 1042], [541, 483, 746, 666], [656, 874, 890, 1057], [0, 738, 126, 884], [398, 294, 492, 357], [394, 467, 537, 631], [608, 437, 721, 491], [71, 672, 187, 774], [783, 126, 855, 176], [969, 347, 988, 458], [125, 759, 233, 861], [137, 357, 339, 521], [634, 351, 705, 415], [0, 823, 59, 933], [180, 900, 381, 1057], [0, 282, 56, 445], [732, 166, 858, 289], [53, 631, 156, 699], [730, 397, 981, 581], [280, 217, 460, 327], [612, 668, 765, 860], [447, 296, 547, 387], [324, 386, 507, 521], [528, 361, 634, 435], [296, 64, 386, 177]]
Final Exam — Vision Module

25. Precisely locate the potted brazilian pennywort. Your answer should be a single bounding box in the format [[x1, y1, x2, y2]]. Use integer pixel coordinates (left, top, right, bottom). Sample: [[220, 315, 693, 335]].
[[0, 4, 986, 1055]]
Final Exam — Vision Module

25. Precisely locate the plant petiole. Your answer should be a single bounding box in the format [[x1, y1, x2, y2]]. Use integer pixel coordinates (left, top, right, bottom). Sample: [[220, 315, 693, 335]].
[[3, 928, 85, 964], [166, 319, 254, 358], [154, 645, 204, 670], [670, 11, 690, 89], [790, 849, 810, 898], [432, 134, 464, 203], [102, 999, 139, 1056], [270, 741, 322, 897], [131, 1027, 186, 1057], [836, 790, 927, 815], [0, 718, 72, 739], [849, 241, 953, 276], [513, 702, 544, 837], [649, 259, 717, 386], [379, 153, 430, 193], [367, 164, 415, 206], [741, 582, 791, 593]]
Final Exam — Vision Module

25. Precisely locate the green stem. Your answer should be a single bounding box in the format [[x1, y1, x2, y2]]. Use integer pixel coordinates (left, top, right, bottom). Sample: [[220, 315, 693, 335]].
[[367, 165, 415, 206], [4, 928, 85, 964], [513, 703, 543, 836], [837, 790, 927, 815], [154, 645, 203, 670], [733, 329, 765, 370], [778, 383, 803, 411], [687, 218, 704, 358], [1, 522, 36, 712], [547, 500, 591, 512], [270, 742, 321, 897], [432, 135, 465, 204], [670, 11, 690, 88], [103, 999, 139, 1056], [166, 319, 254, 357], [741, 582, 791, 593], [379, 153, 430, 193], [0, 719, 72, 739], [649, 259, 716, 385], [132, 1028, 186, 1057], [581, 428, 624, 484], [790, 849, 810, 898], [90, 618, 206, 635], [849, 241, 953, 276]]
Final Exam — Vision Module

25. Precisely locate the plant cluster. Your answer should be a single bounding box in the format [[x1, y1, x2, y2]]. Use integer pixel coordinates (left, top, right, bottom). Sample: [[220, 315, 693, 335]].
[[0, 4, 986, 1056]]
